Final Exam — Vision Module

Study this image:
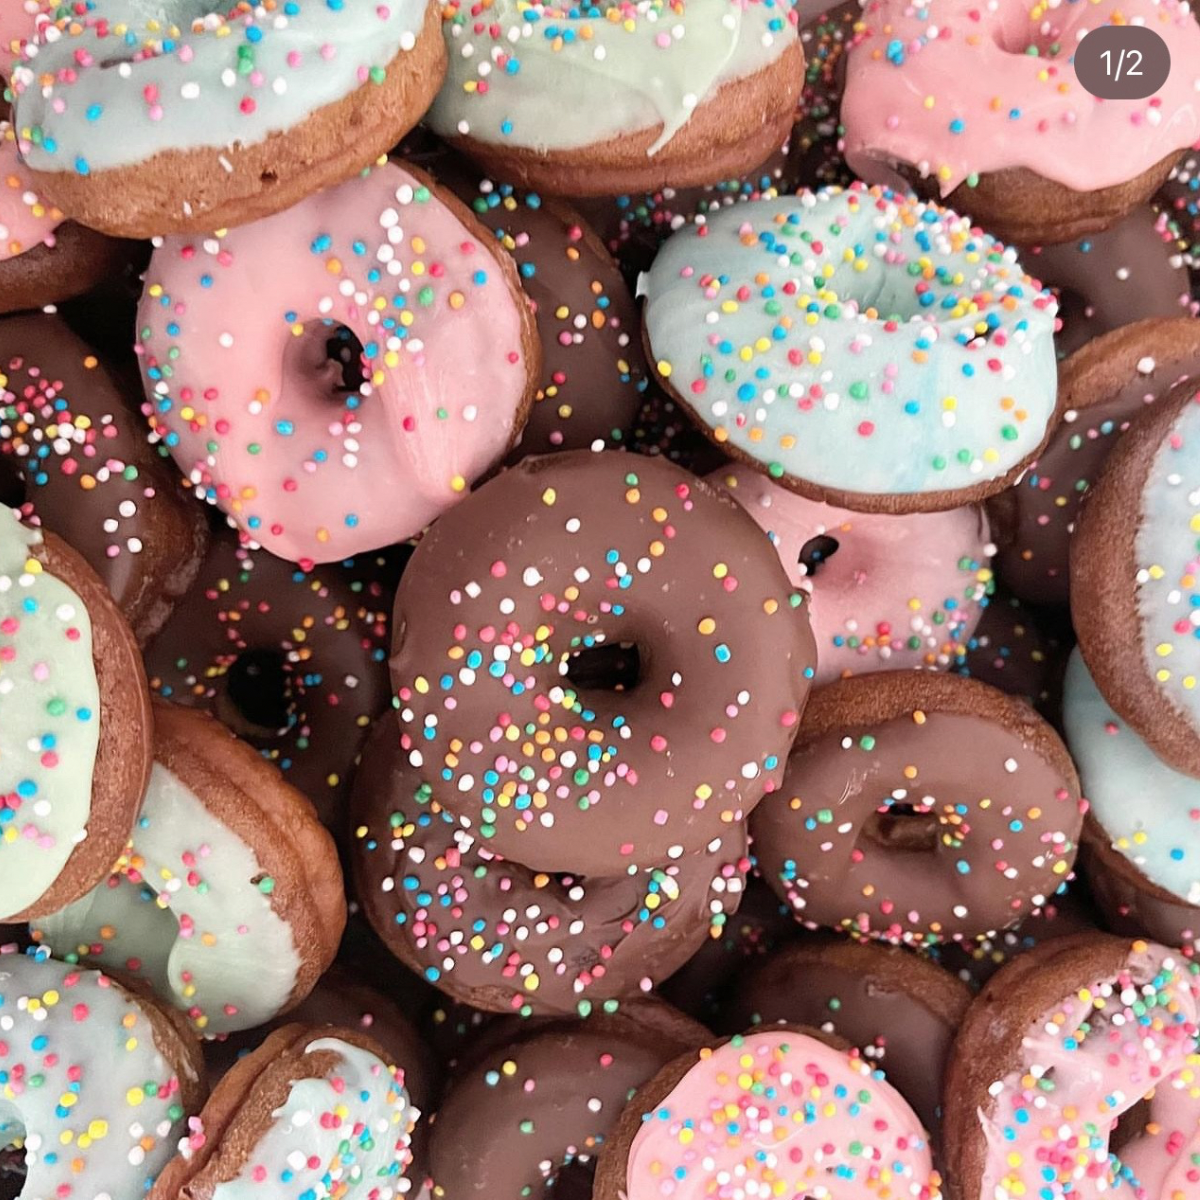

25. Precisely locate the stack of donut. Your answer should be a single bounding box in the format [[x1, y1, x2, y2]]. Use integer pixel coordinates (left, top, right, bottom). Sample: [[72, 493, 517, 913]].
[[0, 1, 1199, 1198]]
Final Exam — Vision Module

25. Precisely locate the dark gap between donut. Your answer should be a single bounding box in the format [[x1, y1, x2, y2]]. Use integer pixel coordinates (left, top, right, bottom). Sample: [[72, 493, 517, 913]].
[[549, 1158, 596, 1200], [0, 459, 24, 510], [862, 803, 941, 853], [798, 534, 840, 578], [217, 647, 293, 738], [0, 1146, 25, 1200], [563, 642, 642, 693]]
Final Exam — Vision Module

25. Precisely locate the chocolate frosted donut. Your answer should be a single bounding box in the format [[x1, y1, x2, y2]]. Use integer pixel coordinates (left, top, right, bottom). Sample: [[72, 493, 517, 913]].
[[352, 722, 750, 1016], [390, 450, 816, 875], [994, 318, 1200, 608], [751, 672, 1083, 945], [428, 1003, 707, 1200], [723, 937, 971, 1136], [0, 314, 208, 643], [144, 528, 393, 829], [1020, 205, 1194, 360]]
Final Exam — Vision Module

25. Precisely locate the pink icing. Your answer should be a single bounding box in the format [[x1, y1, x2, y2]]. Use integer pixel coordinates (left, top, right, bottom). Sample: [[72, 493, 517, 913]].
[[0, 123, 63, 261], [137, 162, 533, 564], [0, 1, 38, 80], [625, 1029, 941, 1199], [979, 942, 1200, 1199], [842, 0, 1200, 195], [710, 464, 992, 683]]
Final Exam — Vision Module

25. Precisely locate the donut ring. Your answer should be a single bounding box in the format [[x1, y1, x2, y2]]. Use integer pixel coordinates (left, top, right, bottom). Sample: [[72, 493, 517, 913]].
[[138, 160, 540, 564], [0, 950, 207, 1200], [151, 1023, 422, 1200], [994, 319, 1200, 609], [351, 721, 750, 1016], [143, 529, 393, 830], [1, 509, 153, 923], [1072, 380, 1200, 777], [942, 934, 1200, 1200], [723, 937, 972, 1138], [711, 462, 993, 682], [390, 449, 816, 874], [592, 1027, 942, 1200], [0, 313, 209, 643], [841, 0, 1200, 246], [10, 2, 448, 238], [642, 186, 1060, 513], [33, 702, 347, 1036], [427, 0, 804, 198], [428, 1003, 707, 1200], [750, 671, 1083, 945]]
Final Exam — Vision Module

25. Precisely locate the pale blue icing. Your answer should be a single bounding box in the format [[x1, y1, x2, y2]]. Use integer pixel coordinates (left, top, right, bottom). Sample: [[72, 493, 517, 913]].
[[208, 1037, 419, 1200], [12, 0, 431, 174], [1133, 393, 1200, 734], [33, 762, 299, 1037], [642, 186, 1060, 498], [1063, 650, 1200, 904], [0, 952, 197, 1200], [428, 0, 796, 154]]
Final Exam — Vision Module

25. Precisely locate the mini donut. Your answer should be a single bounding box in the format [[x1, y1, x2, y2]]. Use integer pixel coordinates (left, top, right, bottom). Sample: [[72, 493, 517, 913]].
[[723, 937, 972, 1137], [0, 313, 209, 643], [643, 185, 1060, 513], [711, 462, 993, 682], [592, 1027, 943, 1200], [137, 159, 539, 564], [0, 506, 153, 922], [150, 1023, 422, 1200], [1019, 205, 1196, 360], [994, 318, 1200, 608], [0, 123, 132, 316], [351, 721, 750, 1016], [942, 934, 1200, 1200], [390, 449, 816, 874], [841, 0, 1200, 246], [9, 2, 447, 238], [143, 529, 393, 831], [750, 671, 1084, 945], [428, 1003, 708, 1200], [1064, 649, 1200, 956], [1071, 380, 1200, 777], [31, 702, 346, 1036], [0, 950, 207, 1200], [427, 0, 804, 198]]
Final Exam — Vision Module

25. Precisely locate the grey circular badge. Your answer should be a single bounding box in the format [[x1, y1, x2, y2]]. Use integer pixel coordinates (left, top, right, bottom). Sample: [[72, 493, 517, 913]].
[[1075, 25, 1171, 100]]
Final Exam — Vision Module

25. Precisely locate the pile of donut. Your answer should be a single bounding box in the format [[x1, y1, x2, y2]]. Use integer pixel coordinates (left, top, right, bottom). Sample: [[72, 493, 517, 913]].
[[1, 1, 1200, 1198]]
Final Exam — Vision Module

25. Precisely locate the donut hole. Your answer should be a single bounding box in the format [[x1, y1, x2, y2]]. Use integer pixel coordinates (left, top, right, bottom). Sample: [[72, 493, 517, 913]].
[[562, 641, 642, 693], [798, 534, 840, 578], [285, 320, 368, 402], [0, 1143, 25, 1200], [990, 18, 1067, 59], [549, 1160, 596, 1199], [1111, 1096, 1152, 1154], [861, 800, 940, 853], [217, 647, 293, 738]]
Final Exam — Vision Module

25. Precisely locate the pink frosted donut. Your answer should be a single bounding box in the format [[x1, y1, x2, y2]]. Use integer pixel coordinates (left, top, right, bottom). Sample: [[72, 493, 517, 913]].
[[137, 160, 539, 564], [0, 1, 38, 80], [0, 122, 63, 262], [711, 464, 992, 683]]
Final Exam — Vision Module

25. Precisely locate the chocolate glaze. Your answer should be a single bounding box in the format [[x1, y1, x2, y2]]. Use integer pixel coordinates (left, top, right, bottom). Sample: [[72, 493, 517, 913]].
[[389, 450, 816, 874], [1020, 205, 1194, 360], [0, 314, 208, 642], [751, 673, 1083, 945], [722, 937, 971, 1137], [1160, 152, 1200, 272], [143, 526, 393, 830], [351, 721, 751, 1016], [790, 3, 860, 191]]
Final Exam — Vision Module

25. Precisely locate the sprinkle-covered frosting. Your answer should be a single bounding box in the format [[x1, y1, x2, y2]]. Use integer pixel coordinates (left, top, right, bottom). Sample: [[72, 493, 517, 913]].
[[841, 0, 1200, 195], [137, 160, 533, 563], [0, 506, 100, 921], [712, 463, 993, 681], [1064, 650, 1200, 907], [1134, 390, 1200, 737], [643, 186, 1058, 502], [0, 3, 38, 81], [0, 950, 196, 1200], [978, 942, 1200, 1199], [0, 123, 63, 264], [206, 1037, 419, 1200], [624, 1030, 942, 1199], [429, 0, 798, 154], [11, 0, 432, 175], [33, 761, 300, 1037]]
